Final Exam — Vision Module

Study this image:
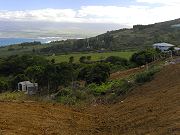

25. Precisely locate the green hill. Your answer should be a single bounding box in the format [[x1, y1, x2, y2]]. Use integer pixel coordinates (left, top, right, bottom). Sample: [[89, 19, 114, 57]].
[[41, 18, 180, 53], [0, 18, 180, 57]]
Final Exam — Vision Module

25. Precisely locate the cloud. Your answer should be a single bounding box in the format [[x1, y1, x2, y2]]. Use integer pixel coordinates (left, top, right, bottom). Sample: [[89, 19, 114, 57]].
[[0, 9, 81, 22], [0, 1, 179, 26], [136, 0, 180, 5]]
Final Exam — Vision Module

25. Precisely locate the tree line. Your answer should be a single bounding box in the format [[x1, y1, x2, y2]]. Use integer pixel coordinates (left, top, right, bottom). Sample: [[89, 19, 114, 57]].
[[0, 48, 162, 94]]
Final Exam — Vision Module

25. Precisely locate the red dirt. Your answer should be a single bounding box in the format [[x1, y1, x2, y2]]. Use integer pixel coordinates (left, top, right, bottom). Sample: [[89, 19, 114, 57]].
[[0, 64, 180, 135]]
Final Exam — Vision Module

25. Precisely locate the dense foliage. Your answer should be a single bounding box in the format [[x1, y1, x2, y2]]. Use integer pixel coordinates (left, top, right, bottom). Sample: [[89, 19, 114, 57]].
[[0, 48, 164, 106], [0, 54, 112, 93], [130, 49, 159, 66], [78, 63, 110, 84]]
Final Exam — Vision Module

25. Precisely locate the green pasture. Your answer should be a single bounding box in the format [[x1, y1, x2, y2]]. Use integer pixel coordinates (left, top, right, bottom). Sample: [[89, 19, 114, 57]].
[[47, 51, 135, 63]]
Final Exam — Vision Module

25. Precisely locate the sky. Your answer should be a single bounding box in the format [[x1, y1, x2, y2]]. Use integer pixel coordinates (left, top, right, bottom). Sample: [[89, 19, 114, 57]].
[[0, 0, 180, 38]]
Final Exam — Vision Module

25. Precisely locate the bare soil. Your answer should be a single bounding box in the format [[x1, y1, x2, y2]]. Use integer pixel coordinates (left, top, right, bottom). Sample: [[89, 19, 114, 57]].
[[0, 64, 180, 135]]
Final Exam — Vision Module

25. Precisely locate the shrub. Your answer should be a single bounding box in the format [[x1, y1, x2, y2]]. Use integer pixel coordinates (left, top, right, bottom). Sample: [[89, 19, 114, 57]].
[[135, 67, 160, 83], [87, 79, 133, 96], [78, 63, 110, 84], [0, 91, 26, 101], [114, 80, 133, 96], [58, 88, 73, 96], [87, 82, 112, 95], [105, 56, 128, 66], [131, 49, 158, 66], [57, 96, 77, 105], [0, 79, 8, 92]]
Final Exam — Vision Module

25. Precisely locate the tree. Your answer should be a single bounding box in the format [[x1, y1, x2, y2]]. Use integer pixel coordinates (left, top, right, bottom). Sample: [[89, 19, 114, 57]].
[[69, 56, 74, 63], [51, 59, 55, 64], [55, 62, 77, 87], [0, 80, 8, 92], [11, 74, 28, 89], [0, 55, 48, 76], [79, 56, 86, 63], [105, 56, 128, 66], [87, 56, 92, 61], [32, 48, 36, 53], [131, 49, 158, 66], [78, 63, 110, 84], [25, 65, 45, 85], [43, 64, 56, 93]]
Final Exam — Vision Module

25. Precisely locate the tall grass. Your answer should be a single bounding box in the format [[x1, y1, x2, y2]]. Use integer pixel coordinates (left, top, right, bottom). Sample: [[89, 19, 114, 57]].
[[135, 66, 161, 84], [0, 91, 26, 101]]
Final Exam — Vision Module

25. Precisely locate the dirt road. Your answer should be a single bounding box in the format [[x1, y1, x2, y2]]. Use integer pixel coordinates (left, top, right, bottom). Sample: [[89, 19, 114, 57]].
[[0, 64, 180, 135]]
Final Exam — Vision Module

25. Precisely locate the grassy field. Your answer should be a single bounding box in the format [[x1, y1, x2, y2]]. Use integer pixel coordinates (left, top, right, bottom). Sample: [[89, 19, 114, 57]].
[[0, 44, 50, 57], [47, 51, 135, 63]]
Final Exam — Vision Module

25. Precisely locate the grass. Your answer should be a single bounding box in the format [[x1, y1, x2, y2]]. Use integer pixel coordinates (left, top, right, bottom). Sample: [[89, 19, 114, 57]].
[[0, 44, 50, 57], [47, 51, 135, 63], [135, 65, 161, 84], [0, 91, 52, 102], [0, 91, 26, 101]]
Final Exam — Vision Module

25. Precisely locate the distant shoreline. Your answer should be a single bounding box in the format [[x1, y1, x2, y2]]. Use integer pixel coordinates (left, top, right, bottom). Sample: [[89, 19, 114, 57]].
[[0, 37, 61, 46]]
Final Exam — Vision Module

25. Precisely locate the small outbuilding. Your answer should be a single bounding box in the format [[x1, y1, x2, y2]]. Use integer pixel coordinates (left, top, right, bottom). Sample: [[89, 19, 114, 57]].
[[18, 81, 38, 95], [153, 43, 174, 52]]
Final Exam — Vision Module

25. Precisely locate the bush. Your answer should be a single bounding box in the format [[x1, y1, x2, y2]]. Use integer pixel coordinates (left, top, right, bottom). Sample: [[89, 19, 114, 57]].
[[114, 80, 133, 96], [78, 63, 110, 84], [0, 91, 26, 101], [131, 49, 158, 66], [58, 88, 73, 96], [135, 67, 160, 83], [105, 56, 128, 66], [57, 96, 77, 105], [56, 88, 87, 105], [87, 79, 133, 96], [0, 79, 8, 92], [87, 82, 112, 95]]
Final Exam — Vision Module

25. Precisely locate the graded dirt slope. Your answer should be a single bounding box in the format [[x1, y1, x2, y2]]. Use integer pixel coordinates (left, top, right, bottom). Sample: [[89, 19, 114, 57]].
[[0, 64, 180, 135]]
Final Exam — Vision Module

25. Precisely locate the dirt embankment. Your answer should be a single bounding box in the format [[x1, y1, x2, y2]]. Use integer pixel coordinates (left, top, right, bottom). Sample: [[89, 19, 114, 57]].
[[0, 64, 180, 135]]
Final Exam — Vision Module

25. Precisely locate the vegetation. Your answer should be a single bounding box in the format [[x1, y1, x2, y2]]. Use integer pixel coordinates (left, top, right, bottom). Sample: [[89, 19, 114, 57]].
[[0, 54, 111, 93], [0, 91, 26, 101], [41, 18, 180, 53], [47, 51, 134, 63], [135, 66, 161, 83], [55, 64, 161, 105], [130, 48, 160, 66], [78, 63, 110, 84], [0, 42, 50, 57], [1, 17, 173, 105]]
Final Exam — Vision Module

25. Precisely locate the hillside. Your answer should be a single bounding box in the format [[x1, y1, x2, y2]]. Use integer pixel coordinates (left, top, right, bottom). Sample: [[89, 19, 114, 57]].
[[41, 18, 180, 53], [0, 63, 179, 135], [1, 18, 180, 57], [0, 42, 51, 57]]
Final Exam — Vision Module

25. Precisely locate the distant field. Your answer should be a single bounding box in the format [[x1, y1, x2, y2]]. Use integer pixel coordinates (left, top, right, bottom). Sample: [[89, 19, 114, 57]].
[[47, 51, 135, 63], [0, 44, 50, 57]]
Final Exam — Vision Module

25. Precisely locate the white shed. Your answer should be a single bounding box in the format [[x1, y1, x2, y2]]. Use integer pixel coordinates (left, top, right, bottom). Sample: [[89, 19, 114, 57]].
[[18, 81, 38, 95], [153, 43, 174, 52]]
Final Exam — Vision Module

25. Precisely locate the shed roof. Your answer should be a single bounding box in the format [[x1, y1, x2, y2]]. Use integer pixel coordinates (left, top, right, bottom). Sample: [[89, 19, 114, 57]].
[[153, 43, 174, 47]]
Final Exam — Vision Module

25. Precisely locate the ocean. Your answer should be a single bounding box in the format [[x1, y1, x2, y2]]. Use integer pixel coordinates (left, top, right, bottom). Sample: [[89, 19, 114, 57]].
[[0, 37, 59, 46]]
